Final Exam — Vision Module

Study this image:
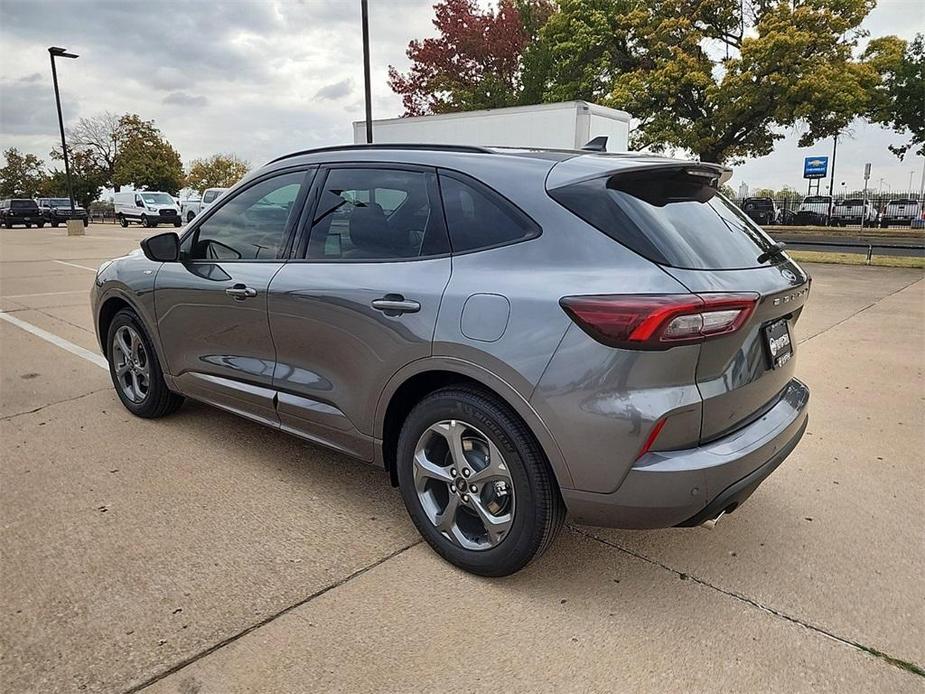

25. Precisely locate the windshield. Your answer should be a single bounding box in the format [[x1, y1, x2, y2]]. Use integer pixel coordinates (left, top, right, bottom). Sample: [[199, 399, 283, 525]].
[[549, 168, 778, 270], [11, 200, 38, 209], [803, 196, 831, 204], [141, 193, 174, 205], [202, 190, 223, 204], [48, 198, 73, 208], [844, 199, 864, 207]]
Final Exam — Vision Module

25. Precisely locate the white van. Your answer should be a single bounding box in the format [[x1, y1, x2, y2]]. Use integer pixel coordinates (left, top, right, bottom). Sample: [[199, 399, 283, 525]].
[[113, 190, 181, 228]]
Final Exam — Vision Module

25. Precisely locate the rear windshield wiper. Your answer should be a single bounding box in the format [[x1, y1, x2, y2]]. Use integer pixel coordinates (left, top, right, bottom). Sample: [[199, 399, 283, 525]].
[[757, 241, 787, 264]]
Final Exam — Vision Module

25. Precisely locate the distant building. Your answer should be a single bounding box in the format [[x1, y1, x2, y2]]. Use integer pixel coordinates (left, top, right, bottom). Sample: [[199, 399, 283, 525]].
[[738, 182, 749, 198]]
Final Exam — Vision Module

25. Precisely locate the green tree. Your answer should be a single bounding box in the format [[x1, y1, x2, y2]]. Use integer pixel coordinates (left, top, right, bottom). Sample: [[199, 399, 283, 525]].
[[0, 148, 48, 198], [185, 154, 249, 194], [867, 34, 924, 159], [599, 0, 890, 163], [40, 148, 106, 209], [113, 114, 184, 194]]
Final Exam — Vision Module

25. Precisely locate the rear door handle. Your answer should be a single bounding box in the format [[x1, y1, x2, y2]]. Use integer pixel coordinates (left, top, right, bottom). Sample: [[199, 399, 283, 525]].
[[371, 294, 420, 315], [225, 284, 257, 300]]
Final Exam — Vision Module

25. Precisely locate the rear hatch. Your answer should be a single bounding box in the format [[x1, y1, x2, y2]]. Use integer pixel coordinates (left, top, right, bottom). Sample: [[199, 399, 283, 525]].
[[548, 161, 809, 442]]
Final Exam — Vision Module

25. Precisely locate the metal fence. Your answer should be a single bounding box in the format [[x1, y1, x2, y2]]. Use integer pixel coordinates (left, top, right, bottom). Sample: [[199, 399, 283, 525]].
[[728, 191, 923, 227]]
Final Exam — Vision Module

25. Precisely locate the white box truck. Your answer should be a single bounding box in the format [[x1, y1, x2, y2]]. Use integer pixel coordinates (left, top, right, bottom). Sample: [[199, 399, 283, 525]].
[[354, 100, 631, 152]]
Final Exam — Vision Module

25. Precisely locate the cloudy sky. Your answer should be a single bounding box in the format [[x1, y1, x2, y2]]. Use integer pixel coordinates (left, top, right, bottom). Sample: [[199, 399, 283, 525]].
[[1, 0, 922, 194]]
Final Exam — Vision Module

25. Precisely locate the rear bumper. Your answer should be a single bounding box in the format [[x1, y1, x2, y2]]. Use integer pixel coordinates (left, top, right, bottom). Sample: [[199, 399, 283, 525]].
[[561, 379, 809, 528]]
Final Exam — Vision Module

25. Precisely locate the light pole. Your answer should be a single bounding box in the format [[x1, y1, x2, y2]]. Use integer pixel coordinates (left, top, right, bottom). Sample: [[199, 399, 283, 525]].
[[361, 0, 373, 144], [48, 46, 78, 213], [909, 170, 916, 192]]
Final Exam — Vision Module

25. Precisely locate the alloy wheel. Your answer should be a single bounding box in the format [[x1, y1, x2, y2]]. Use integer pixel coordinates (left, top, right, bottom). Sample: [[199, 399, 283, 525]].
[[412, 419, 515, 550], [112, 325, 150, 403]]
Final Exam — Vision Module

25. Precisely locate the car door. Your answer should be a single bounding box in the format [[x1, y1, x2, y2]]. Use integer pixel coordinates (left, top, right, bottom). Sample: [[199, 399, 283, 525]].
[[267, 164, 451, 459], [155, 168, 313, 426]]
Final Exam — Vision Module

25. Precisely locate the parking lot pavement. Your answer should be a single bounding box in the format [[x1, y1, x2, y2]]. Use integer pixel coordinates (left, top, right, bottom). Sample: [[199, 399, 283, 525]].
[[1, 226, 923, 693]]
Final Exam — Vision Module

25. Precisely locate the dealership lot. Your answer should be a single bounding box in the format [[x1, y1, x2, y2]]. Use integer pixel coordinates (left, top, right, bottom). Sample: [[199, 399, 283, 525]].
[[1, 225, 923, 693]]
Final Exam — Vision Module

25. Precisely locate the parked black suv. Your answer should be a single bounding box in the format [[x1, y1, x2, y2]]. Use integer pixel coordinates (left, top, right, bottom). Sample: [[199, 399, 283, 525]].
[[37, 198, 90, 227], [742, 197, 779, 225], [0, 199, 43, 228]]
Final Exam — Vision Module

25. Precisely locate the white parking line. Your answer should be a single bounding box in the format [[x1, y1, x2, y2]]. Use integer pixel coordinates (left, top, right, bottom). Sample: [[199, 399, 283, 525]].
[[53, 260, 98, 272], [0, 311, 107, 370], [2, 289, 87, 299]]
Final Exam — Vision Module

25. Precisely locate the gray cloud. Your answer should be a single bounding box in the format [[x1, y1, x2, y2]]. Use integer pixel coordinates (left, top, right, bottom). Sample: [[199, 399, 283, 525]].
[[314, 78, 353, 101], [162, 91, 209, 107]]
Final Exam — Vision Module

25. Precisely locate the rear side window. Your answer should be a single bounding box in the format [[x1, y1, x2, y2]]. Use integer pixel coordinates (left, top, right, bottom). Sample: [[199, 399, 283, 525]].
[[306, 167, 448, 261], [438, 174, 539, 253], [549, 169, 778, 270]]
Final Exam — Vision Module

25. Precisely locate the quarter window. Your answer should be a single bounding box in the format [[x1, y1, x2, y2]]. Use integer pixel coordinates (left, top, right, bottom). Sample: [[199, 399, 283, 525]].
[[306, 168, 448, 260], [184, 172, 304, 261], [439, 174, 539, 253]]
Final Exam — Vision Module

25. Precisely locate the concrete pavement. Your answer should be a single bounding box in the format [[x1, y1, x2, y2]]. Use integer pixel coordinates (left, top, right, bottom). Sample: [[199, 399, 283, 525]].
[[1, 225, 922, 692]]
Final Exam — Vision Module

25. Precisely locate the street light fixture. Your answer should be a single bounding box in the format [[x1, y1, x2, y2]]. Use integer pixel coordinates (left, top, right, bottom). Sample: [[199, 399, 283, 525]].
[[48, 46, 78, 213]]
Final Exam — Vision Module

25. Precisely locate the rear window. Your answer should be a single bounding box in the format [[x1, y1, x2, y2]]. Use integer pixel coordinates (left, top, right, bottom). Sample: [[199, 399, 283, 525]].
[[888, 199, 916, 206], [11, 200, 37, 209], [549, 168, 778, 270], [803, 196, 831, 204]]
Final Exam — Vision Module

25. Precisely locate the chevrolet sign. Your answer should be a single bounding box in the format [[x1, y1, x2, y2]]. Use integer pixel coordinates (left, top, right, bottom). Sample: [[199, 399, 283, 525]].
[[803, 156, 829, 179]]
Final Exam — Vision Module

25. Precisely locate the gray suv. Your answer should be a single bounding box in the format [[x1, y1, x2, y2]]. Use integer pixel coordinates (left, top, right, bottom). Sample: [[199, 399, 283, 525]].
[[92, 144, 810, 576]]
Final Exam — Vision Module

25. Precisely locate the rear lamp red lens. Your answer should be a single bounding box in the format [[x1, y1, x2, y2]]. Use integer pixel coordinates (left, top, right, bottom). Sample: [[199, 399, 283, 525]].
[[559, 293, 759, 350]]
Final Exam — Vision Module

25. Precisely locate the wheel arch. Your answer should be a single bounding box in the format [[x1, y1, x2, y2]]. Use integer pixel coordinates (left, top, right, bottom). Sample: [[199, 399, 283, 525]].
[[375, 358, 574, 490]]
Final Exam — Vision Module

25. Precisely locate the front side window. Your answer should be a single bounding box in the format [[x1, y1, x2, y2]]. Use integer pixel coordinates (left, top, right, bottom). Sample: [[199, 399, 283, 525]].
[[184, 171, 304, 261], [306, 168, 447, 260], [439, 174, 538, 253]]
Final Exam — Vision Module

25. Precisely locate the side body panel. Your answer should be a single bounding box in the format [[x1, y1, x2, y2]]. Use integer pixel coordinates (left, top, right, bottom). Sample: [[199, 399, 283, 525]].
[[267, 257, 451, 460]]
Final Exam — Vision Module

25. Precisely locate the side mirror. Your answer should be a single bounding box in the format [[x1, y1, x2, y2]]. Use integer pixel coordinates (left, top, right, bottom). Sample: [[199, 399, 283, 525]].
[[140, 232, 180, 262]]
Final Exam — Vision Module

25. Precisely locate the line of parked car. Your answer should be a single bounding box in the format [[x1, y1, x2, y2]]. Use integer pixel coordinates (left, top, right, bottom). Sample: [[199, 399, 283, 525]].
[[0, 198, 89, 228], [742, 196, 923, 228]]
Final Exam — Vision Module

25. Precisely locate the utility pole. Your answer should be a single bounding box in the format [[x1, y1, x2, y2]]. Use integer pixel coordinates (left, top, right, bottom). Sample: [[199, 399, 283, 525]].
[[361, 0, 373, 144], [827, 134, 837, 221], [48, 46, 79, 212]]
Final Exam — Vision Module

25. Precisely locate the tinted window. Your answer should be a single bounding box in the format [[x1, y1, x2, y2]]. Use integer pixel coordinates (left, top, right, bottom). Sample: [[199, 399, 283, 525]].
[[307, 168, 447, 260], [184, 172, 303, 260], [11, 200, 37, 209], [202, 190, 223, 204], [549, 168, 778, 270], [439, 174, 538, 253]]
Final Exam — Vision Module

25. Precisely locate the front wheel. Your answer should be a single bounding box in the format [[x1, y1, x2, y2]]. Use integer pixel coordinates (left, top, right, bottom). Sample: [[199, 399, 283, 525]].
[[37, 222, 44, 228], [396, 387, 565, 576], [140, 215, 150, 228], [51, 221, 59, 228], [107, 309, 184, 418], [173, 219, 182, 227], [187, 211, 196, 223], [118, 214, 128, 228]]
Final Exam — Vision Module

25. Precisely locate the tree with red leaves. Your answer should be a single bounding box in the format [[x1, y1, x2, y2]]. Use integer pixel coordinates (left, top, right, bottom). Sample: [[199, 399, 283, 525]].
[[388, 0, 553, 116]]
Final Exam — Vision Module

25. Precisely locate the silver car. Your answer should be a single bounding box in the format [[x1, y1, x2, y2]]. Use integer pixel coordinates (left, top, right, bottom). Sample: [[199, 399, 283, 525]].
[[92, 144, 810, 576]]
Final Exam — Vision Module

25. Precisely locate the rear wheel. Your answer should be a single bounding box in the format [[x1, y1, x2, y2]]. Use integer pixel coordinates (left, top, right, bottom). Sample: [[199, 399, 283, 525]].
[[396, 387, 564, 576], [106, 309, 183, 418], [83, 218, 89, 227], [4, 220, 11, 229]]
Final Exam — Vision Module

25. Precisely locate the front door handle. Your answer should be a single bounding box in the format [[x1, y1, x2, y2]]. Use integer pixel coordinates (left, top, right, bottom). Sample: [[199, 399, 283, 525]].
[[225, 284, 257, 300], [371, 294, 421, 316]]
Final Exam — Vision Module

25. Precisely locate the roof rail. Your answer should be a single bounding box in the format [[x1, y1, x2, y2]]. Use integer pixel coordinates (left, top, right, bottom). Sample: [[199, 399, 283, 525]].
[[268, 143, 493, 164]]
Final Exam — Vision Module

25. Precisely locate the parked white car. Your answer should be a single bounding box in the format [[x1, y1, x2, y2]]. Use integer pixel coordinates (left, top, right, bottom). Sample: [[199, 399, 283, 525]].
[[832, 198, 877, 226], [879, 198, 922, 228], [795, 195, 833, 225], [113, 191, 181, 228], [180, 187, 227, 223]]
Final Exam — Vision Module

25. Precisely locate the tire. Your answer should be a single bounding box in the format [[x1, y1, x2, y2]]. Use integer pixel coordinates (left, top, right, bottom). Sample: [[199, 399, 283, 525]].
[[4, 220, 11, 229], [25, 223, 31, 228], [83, 219, 89, 227], [187, 211, 196, 223], [174, 220, 182, 227], [140, 215, 150, 228], [51, 221, 59, 228], [396, 386, 565, 576], [37, 222, 44, 228], [106, 309, 184, 418], [118, 215, 128, 228]]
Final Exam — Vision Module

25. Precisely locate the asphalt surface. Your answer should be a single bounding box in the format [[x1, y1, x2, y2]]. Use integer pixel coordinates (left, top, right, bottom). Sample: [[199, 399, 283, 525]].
[[1, 224, 923, 693], [770, 232, 925, 257]]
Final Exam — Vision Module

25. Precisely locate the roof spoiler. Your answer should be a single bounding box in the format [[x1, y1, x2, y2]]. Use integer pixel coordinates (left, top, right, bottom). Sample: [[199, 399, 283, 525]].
[[581, 136, 608, 152]]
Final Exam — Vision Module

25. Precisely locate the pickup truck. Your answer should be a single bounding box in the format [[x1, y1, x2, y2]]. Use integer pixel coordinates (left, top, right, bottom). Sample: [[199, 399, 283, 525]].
[[37, 197, 89, 227], [832, 198, 877, 226], [179, 187, 227, 223], [879, 198, 921, 227], [1, 198, 43, 228]]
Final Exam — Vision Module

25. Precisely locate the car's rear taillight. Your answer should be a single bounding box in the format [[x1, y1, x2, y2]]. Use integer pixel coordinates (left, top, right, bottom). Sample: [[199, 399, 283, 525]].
[[559, 293, 759, 350]]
